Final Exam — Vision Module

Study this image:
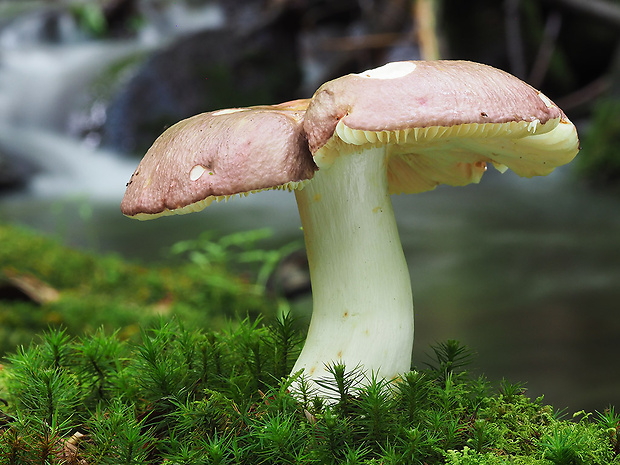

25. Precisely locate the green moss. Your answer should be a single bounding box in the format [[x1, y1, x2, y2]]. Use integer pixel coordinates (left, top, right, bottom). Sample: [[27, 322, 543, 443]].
[[0, 223, 274, 355], [0, 325, 617, 464], [0, 224, 617, 463]]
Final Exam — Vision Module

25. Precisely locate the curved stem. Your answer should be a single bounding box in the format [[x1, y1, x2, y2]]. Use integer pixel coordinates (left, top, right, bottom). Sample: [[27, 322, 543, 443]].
[[292, 146, 414, 390]]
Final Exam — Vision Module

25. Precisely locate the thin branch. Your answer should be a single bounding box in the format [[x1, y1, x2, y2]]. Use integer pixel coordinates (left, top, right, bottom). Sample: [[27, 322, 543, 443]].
[[555, 75, 611, 111], [528, 11, 563, 88], [504, 0, 527, 79], [414, 0, 441, 60]]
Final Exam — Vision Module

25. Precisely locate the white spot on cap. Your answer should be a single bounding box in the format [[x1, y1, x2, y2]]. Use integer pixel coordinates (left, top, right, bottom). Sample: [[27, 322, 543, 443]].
[[356, 61, 417, 79], [537, 92, 554, 108], [212, 108, 246, 116], [190, 164, 207, 181]]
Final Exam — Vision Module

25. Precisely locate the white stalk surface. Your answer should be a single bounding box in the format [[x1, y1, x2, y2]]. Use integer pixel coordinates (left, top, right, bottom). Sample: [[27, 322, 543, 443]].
[[293, 146, 414, 390]]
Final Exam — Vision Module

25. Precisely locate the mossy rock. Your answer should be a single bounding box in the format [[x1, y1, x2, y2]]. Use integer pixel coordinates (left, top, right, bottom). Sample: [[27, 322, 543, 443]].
[[0, 223, 275, 355]]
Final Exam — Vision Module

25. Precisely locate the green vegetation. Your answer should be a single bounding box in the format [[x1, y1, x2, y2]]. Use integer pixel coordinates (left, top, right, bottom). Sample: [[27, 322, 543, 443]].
[[575, 99, 620, 187], [0, 324, 617, 464], [69, 2, 108, 37], [0, 223, 618, 463], [0, 222, 278, 356]]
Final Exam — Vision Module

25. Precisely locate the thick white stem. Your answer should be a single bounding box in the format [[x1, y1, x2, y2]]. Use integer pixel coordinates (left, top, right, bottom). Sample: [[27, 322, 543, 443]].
[[292, 146, 414, 390]]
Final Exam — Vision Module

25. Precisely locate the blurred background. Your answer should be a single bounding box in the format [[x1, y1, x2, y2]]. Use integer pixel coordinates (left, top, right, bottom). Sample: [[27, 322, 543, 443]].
[[0, 0, 619, 414]]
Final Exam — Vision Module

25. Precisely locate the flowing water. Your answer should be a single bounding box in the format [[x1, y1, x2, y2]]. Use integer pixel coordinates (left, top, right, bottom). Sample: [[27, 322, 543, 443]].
[[0, 2, 618, 413]]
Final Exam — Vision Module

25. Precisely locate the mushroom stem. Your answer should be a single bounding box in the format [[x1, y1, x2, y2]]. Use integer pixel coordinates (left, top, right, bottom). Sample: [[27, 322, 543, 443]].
[[293, 145, 414, 390]]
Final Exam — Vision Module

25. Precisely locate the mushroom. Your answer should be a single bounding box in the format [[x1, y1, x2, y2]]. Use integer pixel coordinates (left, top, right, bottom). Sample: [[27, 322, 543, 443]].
[[292, 60, 579, 389], [121, 60, 580, 396], [121, 99, 316, 219]]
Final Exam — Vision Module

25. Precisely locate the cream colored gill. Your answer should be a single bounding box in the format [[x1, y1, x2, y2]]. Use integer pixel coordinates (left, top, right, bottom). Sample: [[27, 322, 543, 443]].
[[435, 119, 579, 177], [335, 117, 557, 146], [387, 150, 488, 194], [128, 180, 309, 220], [387, 117, 578, 180], [355, 61, 417, 79], [317, 116, 561, 168]]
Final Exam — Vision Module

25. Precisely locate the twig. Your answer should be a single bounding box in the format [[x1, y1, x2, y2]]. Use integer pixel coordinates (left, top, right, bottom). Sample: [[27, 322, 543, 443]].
[[1, 268, 60, 305], [504, 0, 527, 79], [555, 75, 611, 111], [528, 10, 563, 88], [414, 0, 441, 60]]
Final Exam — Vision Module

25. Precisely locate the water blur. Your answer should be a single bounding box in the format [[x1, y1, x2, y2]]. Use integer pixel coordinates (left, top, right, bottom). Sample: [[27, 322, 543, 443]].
[[0, 1, 618, 414]]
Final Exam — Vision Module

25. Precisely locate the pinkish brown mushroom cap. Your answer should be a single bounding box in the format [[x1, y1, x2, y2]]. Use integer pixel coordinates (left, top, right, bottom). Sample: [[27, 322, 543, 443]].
[[121, 99, 317, 220], [303, 60, 580, 194]]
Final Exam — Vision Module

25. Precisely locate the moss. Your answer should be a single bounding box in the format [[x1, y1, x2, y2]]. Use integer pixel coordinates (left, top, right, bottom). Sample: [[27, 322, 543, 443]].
[[0, 223, 274, 355], [0, 224, 617, 463], [0, 326, 617, 464]]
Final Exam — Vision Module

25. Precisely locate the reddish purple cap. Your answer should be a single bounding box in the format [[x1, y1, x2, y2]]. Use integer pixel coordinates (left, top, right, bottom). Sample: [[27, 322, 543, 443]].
[[121, 99, 317, 219], [303, 61, 579, 194]]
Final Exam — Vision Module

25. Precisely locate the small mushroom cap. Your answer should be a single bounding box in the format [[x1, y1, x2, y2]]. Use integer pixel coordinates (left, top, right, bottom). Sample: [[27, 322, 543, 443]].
[[121, 99, 317, 220], [304, 60, 580, 194]]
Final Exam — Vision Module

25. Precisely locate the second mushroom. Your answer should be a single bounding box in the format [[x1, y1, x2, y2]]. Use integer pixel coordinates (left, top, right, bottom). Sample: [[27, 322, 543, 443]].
[[122, 60, 580, 395]]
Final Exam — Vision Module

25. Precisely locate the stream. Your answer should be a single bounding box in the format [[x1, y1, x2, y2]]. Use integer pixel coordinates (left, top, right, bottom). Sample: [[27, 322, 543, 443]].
[[0, 2, 619, 414]]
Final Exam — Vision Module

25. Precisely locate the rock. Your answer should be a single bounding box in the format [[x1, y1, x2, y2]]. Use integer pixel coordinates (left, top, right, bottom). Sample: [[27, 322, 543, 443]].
[[102, 0, 140, 37], [102, 23, 302, 155], [0, 147, 38, 192]]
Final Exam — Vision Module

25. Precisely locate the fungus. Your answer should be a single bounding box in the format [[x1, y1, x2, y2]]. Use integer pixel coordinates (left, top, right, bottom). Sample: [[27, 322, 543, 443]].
[[121, 99, 316, 219], [292, 60, 579, 391], [121, 61, 580, 396]]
